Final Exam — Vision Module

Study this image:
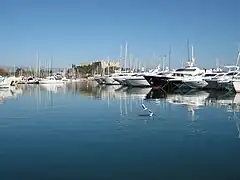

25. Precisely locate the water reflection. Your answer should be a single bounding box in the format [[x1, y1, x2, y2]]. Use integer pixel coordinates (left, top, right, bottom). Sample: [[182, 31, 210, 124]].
[[3, 82, 240, 138], [3, 82, 240, 112], [0, 87, 23, 104], [2, 82, 240, 108]]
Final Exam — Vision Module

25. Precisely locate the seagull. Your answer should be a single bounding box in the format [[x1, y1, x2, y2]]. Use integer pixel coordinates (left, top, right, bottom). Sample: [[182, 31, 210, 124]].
[[141, 103, 154, 117], [141, 103, 148, 111], [148, 109, 154, 117]]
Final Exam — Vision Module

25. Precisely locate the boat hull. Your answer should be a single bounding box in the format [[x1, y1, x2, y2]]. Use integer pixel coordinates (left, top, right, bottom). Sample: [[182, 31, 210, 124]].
[[184, 80, 208, 89], [125, 77, 150, 87], [103, 77, 120, 85], [233, 81, 240, 93], [39, 80, 64, 84], [204, 79, 219, 89], [144, 75, 172, 87]]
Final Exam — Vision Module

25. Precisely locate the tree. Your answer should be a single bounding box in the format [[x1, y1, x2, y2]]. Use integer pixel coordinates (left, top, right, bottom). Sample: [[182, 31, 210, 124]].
[[15, 68, 25, 76], [0, 68, 8, 76]]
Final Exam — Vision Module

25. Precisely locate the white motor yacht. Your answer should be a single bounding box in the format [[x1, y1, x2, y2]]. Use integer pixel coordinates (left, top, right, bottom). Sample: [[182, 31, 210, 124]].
[[183, 71, 226, 89], [203, 72, 225, 89], [113, 73, 137, 85], [39, 75, 64, 84], [124, 65, 165, 87], [101, 72, 135, 85], [18, 76, 39, 84], [125, 74, 151, 87], [126, 71, 170, 87], [0, 77, 18, 88], [144, 66, 204, 89], [182, 76, 208, 89], [199, 66, 239, 90], [144, 47, 204, 89]]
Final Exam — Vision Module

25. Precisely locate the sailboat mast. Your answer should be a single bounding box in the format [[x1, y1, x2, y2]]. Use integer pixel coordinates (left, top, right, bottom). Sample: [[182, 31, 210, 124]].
[[13, 64, 15, 77], [120, 44, 123, 73], [236, 51, 240, 66], [162, 56, 165, 71], [107, 56, 110, 75], [187, 40, 190, 61], [129, 53, 132, 72], [39, 60, 41, 78], [168, 47, 171, 70], [48, 59, 50, 76], [216, 58, 219, 69], [236, 46, 240, 66], [51, 56, 53, 76], [191, 45, 194, 61], [124, 41, 128, 72], [36, 52, 38, 77], [135, 58, 138, 72], [138, 60, 141, 72]]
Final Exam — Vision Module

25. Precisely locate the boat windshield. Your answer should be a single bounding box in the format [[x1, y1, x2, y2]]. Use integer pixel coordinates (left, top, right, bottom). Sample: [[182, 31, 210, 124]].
[[226, 72, 238, 76]]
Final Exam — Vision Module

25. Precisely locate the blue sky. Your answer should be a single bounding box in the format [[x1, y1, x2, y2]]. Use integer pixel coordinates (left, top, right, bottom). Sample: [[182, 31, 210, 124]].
[[0, 0, 239, 68]]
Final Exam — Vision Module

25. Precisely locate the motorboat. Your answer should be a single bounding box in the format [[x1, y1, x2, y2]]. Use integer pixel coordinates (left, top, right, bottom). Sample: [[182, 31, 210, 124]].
[[0, 77, 18, 88], [18, 76, 39, 84], [113, 73, 138, 86], [99, 72, 135, 85], [39, 75, 64, 84], [124, 65, 165, 87], [183, 71, 226, 89], [144, 65, 204, 90]]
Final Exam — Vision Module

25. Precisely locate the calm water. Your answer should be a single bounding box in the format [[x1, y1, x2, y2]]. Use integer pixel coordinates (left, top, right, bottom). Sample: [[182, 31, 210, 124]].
[[1, 82, 240, 180]]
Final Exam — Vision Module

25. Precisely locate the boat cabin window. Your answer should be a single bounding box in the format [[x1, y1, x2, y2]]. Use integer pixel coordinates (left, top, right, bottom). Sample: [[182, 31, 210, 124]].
[[172, 73, 185, 77], [216, 74, 224, 77], [175, 68, 196, 72], [203, 74, 217, 77]]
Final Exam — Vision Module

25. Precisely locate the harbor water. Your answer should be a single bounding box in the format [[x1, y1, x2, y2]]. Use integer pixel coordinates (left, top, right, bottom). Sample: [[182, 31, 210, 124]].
[[1, 81, 240, 179]]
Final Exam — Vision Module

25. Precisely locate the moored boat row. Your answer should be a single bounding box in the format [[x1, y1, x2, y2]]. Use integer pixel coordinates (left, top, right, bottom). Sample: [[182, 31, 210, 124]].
[[94, 51, 240, 93]]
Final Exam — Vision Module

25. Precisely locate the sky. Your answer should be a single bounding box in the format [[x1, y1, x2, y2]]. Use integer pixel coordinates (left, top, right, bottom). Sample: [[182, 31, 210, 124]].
[[0, 0, 240, 68]]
